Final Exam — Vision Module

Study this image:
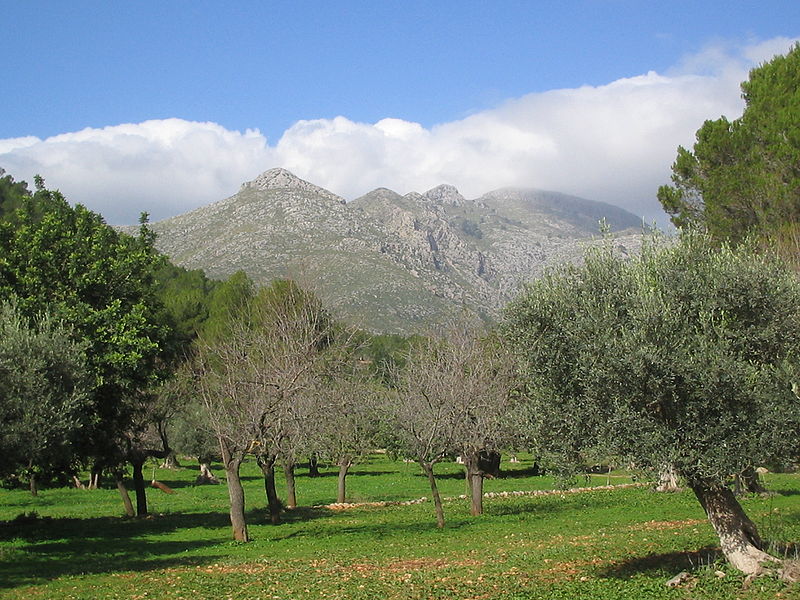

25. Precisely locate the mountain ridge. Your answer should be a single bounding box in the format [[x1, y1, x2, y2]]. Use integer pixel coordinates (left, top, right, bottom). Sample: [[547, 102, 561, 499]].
[[136, 168, 645, 333]]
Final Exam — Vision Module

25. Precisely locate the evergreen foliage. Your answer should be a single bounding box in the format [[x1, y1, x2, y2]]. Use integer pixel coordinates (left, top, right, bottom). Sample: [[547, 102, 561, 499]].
[[505, 234, 800, 481], [0, 179, 167, 471], [658, 44, 800, 245], [504, 234, 800, 571], [0, 301, 92, 487]]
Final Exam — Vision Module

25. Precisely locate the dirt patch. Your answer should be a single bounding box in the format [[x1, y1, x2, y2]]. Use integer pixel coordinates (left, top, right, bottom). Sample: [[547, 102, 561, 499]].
[[627, 519, 705, 532], [537, 557, 611, 582], [315, 482, 648, 511], [193, 563, 272, 575], [348, 557, 484, 575]]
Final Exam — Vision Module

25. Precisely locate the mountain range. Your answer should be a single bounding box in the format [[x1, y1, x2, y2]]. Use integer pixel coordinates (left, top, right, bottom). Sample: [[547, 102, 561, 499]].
[[137, 168, 645, 333]]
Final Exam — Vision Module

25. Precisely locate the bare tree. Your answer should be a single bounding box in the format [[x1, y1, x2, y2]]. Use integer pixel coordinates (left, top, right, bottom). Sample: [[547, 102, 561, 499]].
[[195, 327, 259, 542], [311, 373, 380, 504], [198, 278, 358, 533], [390, 321, 519, 523], [245, 280, 353, 518], [386, 349, 458, 528]]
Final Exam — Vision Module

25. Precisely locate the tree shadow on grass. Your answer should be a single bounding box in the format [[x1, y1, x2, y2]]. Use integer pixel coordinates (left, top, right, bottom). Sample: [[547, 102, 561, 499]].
[[427, 470, 467, 480], [598, 546, 721, 579], [0, 547, 221, 591], [426, 469, 544, 481], [499, 467, 549, 479], [0, 511, 239, 590], [0, 504, 343, 591], [484, 492, 624, 518], [249, 505, 334, 528], [267, 513, 475, 542], [0, 510, 230, 543], [287, 470, 397, 478], [771, 488, 800, 497]]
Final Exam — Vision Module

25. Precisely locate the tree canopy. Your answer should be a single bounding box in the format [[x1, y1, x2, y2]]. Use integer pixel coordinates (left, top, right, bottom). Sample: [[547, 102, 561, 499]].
[[503, 234, 800, 573], [0, 181, 167, 471], [657, 44, 800, 246], [0, 301, 92, 490]]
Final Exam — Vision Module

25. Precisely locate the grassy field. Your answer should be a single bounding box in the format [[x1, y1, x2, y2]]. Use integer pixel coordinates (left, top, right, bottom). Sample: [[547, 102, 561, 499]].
[[1, 455, 798, 599]]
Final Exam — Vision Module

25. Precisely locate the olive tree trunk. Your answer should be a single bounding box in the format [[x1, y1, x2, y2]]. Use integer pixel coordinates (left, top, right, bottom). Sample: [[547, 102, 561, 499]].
[[308, 454, 320, 477], [196, 462, 220, 485], [337, 459, 352, 503], [257, 454, 281, 525], [690, 480, 778, 574], [464, 453, 484, 516], [161, 451, 180, 469], [735, 466, 767, 495], [115, 473, 135, 517], [421, 461, 445, 528], [131, 456, 148, 516], [156, 421, 180, 469], [221, 441, 249, 542], [88, 463, 103, 489], [655, 465, 681, 492], [283, 460, 297, 509]]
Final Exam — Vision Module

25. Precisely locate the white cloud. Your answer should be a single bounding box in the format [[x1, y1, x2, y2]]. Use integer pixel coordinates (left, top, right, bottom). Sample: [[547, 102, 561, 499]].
[[0, 120, 276, 223], [1, 38, 796, 225]]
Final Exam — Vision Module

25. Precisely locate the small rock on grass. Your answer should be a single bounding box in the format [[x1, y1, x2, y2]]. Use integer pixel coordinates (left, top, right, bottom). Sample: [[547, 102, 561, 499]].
[[780, 559, 800, 583], [665, 571, 691, 588]]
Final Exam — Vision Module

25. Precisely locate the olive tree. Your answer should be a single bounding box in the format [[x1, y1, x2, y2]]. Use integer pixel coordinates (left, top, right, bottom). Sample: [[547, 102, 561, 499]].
[[0, 183, 166, 486], [503, 234, 800, 575], [0, 301, 92, 494]]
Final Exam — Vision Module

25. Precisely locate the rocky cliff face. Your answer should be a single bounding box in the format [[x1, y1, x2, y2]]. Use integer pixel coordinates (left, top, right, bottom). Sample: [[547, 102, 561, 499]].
[[141, 168, 644, 333]]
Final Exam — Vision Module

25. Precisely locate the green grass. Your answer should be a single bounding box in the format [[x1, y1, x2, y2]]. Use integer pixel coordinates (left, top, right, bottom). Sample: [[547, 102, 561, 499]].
[[1, 455, 798, 599]]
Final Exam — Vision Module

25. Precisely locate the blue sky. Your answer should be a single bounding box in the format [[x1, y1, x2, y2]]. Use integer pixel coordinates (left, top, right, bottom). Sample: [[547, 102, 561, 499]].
[[1, 1, 798, 224]]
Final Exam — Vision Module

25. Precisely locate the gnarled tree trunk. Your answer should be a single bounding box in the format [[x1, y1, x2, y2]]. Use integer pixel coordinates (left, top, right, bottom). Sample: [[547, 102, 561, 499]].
[[156, 421, 180, 469], [28, 462, 37, 497], [257, 454, 281, 525], [337, 458, 352, 503], [421, 460, 445, 528], [464, 452, 484, 516], [656, 465, 681, 492], [308, 454, 321, 477], [478, 450, 501, 478], [115, 472, 135, 517], [131, 455, 148, 516], [195, 462, 220, 485], [161, 451, 181, 469], [689, 479, 778, 574], [88, 462, 103, 489], [283, 460, 297, 509], [735, 466, 767, 495], [221, 441, 249, 542]]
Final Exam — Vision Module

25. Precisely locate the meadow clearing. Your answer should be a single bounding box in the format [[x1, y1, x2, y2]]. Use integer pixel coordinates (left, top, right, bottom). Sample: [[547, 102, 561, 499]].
[[1, 455, 799, 599]]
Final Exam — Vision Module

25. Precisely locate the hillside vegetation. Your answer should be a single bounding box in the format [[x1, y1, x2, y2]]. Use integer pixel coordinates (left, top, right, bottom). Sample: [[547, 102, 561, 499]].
[[137, 169, 644, 333]]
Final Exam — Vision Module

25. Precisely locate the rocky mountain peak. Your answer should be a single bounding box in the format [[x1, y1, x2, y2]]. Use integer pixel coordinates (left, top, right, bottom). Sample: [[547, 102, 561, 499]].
[[141, 170, 644, 334], [423, 184, 467, 206], [240, 167, 346, 204], [364, 187, 403, 201]]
